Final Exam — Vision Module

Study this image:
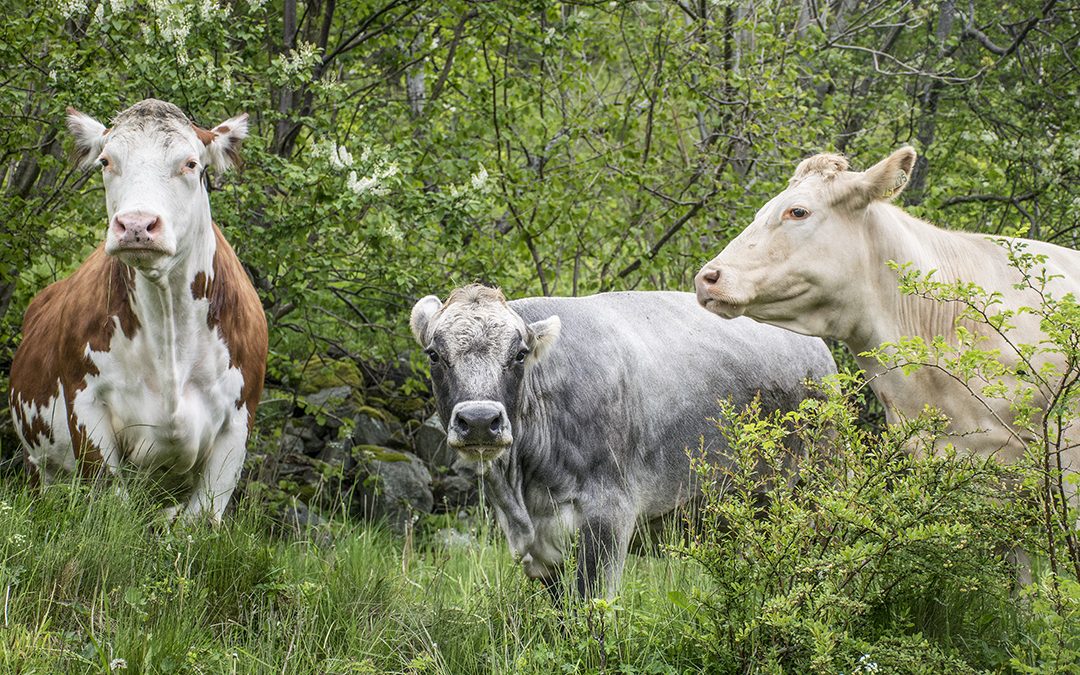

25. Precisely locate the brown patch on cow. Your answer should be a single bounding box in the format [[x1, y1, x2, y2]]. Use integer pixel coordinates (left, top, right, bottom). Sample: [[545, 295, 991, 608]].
[[9, 246, 139, 474], [190, 223, 268, 426], [192, 124, 217, 146], [9, 393, 54, 451], [192, 123, 243, 168], [444, 284, 506, 308]]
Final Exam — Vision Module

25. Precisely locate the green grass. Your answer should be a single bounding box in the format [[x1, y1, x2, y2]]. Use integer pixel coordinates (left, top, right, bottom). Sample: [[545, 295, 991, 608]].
[[1, 471, 1075, 673], [0, 479, 711, 674]]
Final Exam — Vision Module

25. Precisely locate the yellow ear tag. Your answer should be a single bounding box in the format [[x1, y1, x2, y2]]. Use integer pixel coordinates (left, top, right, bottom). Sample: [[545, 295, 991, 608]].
[[881, 169, 908, 199]]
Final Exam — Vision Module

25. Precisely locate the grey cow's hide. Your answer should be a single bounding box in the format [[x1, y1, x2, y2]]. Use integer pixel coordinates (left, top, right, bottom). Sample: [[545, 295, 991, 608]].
[[421, 290, 836, 597]]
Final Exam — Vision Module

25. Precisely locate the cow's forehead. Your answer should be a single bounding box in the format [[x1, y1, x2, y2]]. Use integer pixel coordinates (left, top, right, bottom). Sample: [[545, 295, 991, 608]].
[[433, 302, 525, 357], [106, 99, 198, 150]]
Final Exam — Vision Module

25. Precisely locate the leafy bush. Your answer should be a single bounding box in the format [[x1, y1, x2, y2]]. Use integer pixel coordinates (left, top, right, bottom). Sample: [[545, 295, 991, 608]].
[[672, 373, 1063, 673]]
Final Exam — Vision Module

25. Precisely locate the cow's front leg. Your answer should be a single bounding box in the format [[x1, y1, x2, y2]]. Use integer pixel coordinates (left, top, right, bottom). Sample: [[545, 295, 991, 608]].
[[575, 513, 633, 599], [180, 423, 247, 524]]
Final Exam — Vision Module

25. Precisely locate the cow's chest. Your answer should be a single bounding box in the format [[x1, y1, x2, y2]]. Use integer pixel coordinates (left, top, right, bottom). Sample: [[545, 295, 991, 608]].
[[72, 317, 244, 474], [518, 483, 579, 579]]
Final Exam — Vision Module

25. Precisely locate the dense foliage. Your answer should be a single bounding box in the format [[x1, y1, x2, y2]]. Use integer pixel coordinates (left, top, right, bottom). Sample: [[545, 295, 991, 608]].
[[1, 0, 1077, 387]]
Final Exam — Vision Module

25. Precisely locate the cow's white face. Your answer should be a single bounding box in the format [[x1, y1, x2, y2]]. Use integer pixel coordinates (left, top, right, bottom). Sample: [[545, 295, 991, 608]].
[[695, 146, 917, 339], [66, 99, 247, 278]]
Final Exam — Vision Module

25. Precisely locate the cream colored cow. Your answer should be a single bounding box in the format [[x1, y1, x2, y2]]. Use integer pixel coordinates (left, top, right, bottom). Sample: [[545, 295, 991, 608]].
[[694, 147, 1080, 491]]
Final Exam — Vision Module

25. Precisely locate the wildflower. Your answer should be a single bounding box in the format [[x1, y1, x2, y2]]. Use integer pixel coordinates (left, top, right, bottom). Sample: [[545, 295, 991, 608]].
[[110, 658, 128, 671], [470, 164, 490, 192], [346, 162, 398, 197], [58, 0, 88, 19], [328, 143, 353, 170], [279, 41, 320, 78]]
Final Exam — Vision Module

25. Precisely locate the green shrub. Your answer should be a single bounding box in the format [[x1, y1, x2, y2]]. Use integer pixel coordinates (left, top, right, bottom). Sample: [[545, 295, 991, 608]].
[[673, 374, 1041, 673]]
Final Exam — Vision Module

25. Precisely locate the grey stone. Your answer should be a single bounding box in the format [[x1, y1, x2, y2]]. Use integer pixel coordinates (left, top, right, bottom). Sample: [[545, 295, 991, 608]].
[[304, 386, 353, 411], [431, 474, 478, 512], [352, 412, 391, 447], [278, 430, 305, 456], [353, 450, 433, 535], [415, 413, 454, 468], [320, 439, 356, 473]]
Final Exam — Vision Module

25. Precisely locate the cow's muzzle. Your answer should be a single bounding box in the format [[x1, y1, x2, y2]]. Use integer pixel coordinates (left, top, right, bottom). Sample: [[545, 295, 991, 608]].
[[107, 210, 171, 261], [448, 400, 512, 460], [694, 265, 746, 318]]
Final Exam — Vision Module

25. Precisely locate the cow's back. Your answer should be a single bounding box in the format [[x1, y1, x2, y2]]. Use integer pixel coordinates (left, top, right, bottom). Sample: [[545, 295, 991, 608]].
[[508, 291, 834, 509]]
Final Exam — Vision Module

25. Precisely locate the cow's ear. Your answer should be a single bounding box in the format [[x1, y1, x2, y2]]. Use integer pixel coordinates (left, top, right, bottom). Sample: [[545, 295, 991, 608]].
[[66, 107, 108, 170], [410, 295, 443, 346], [527, 316, 561, 364], [196, 113, 249, 171], [858, 146, 916, 205]]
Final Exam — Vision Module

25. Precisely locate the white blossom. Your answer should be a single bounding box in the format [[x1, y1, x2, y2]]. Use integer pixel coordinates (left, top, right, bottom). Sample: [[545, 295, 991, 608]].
[[110, 658, 128, 671], [279, 41, 320, 78], [470, 164, 490, 191], [330, 144, 353, 170], [346, 162, 398, 197], [58, 0, 88, 20], [381, 223, 404, 242]]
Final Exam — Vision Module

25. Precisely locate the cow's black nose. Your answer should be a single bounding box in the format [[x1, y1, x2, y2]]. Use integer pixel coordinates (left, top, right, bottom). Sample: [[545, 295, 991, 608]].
[[454, 405, 505, 435], [449, 401, 511, 447]]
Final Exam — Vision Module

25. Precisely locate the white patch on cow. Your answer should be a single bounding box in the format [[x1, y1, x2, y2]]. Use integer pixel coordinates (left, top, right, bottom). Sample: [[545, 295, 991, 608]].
[[14, 383, 76, 481]]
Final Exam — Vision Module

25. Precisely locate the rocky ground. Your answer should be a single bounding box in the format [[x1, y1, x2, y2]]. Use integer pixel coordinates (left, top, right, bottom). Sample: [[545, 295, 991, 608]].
[[243, 376, 481, 539]]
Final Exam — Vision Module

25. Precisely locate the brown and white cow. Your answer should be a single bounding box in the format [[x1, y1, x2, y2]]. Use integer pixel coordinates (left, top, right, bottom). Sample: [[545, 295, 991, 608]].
[[694, 147, 1080, 488], [9, 99, 267, 522]]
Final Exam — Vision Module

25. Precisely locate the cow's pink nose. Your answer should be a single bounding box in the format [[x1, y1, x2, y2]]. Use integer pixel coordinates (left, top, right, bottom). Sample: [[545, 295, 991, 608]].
[[113, 211, 161, 245], [699, 268, 720, 285]]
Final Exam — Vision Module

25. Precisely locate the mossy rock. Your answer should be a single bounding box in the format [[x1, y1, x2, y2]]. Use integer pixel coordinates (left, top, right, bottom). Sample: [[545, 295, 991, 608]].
[[354, 405, 392, 424], [352, 444, 411, 463], [298, 355, 365, 394]]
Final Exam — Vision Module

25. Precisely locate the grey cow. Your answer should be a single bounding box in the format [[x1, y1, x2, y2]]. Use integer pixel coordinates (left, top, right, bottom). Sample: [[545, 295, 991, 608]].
[[410, 285, 835, 598]]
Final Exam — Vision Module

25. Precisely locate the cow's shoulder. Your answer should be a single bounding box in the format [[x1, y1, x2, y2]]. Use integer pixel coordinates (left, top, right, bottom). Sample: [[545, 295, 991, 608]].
[[12, 247, 137, 400], [192, 223, 268, 422]]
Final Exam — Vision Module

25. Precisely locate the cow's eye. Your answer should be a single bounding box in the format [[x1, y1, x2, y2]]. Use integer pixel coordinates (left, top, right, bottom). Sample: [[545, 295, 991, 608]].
[[425, 349, 441, 364], [514, 349, 528, 364], [98, 157, 110, 169], [186, 160, 198, 170], [786, 207, 811, 220]]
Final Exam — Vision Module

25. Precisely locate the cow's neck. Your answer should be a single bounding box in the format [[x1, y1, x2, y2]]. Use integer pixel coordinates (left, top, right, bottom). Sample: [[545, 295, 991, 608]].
[[482, 365, 561, 549], [127, 217, 217, 416], [846, 204, 969, 355]]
